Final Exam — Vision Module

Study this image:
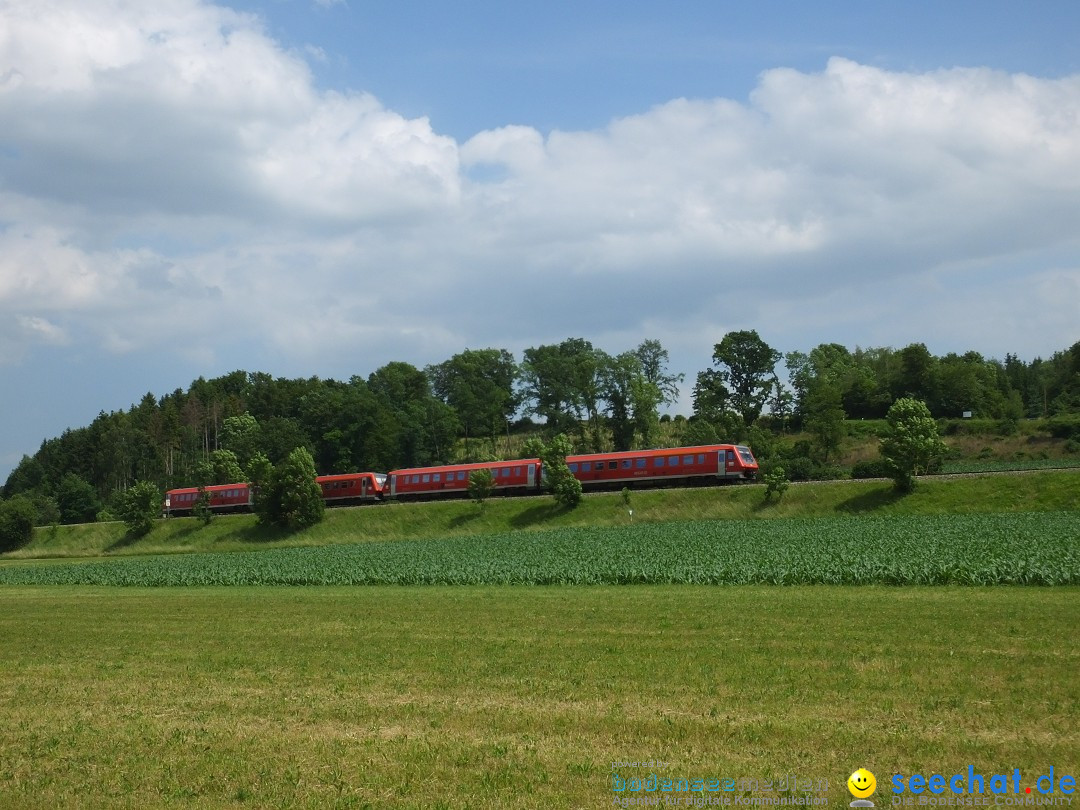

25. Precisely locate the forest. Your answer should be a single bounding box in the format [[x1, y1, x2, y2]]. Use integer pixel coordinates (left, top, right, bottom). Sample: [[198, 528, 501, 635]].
[[3, 332, 1079, 526]]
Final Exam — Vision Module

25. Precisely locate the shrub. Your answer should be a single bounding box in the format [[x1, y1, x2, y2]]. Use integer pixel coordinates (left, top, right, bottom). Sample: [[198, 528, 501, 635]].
[[782, 457, 816, 482], [117, 481, 162, 537], [1046, 416, 1080, 441], [851, 459, 892, 479], [0, 496, 37, 552], [762, 467, 790, 501], [468, 468, 495, 510]]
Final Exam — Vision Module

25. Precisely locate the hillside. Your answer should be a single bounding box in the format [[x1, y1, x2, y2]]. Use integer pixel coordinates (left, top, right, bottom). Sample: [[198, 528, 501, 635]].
[[4, 470, 1077, 562]]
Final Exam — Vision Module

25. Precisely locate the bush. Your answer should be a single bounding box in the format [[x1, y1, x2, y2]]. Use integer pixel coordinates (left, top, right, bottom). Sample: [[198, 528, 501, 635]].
[[259, 447, 325, 530], [762, 467, 790, 501], [851, 459, 893, 479], [468, 468, 495, 510], [0, 496, 37, 552], [782, 457, 815, 482], [1046, 416, 1080, 441], [116, 481, 162, 537]]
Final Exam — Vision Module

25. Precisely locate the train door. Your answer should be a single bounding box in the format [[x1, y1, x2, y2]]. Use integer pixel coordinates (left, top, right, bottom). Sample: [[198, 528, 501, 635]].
[[527, 463, 536, 488], [725, 448, 736, 477]]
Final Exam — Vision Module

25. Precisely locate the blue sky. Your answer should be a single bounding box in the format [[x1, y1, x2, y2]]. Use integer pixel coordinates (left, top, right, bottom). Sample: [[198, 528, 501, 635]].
[[1, 0, 1079, 481]]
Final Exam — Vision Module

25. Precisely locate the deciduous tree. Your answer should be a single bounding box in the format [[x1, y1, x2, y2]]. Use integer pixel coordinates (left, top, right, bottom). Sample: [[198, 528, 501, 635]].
[[880, 398, 947, 493]]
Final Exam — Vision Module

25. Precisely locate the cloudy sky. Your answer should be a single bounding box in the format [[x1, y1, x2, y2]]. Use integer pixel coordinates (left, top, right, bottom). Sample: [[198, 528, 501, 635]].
[[2, 0, 1079, 479]]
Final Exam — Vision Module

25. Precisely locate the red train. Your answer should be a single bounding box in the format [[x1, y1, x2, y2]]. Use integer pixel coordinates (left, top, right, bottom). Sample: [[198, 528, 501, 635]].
[[165, 472, 385, 516], [386, 459, 541, 499], [165, 444, 757, 514]]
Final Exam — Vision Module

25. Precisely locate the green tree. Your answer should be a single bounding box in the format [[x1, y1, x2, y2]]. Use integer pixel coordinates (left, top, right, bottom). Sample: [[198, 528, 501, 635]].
[[429, 348, 520, 456], [117, 481, 162, 537], [220, 413, 261, 468], [521, 338, 605, 445], [634, 339, 683, 406], [709, 330, 781, 426], [525, 434, 582, 508], [467, 467, 495, 511], [803, 384, 846, 461], [56, 473, 101, 525], [880, 398, 947, 493], [0, 495, 37, 552], [194, 449, 246, 486], [260, 447, 324, 530]]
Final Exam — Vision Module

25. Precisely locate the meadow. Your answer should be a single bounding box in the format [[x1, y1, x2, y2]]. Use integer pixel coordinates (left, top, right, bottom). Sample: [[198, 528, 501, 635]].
[[2, 473, 1076, 808], [0, 586, 1076, 809]]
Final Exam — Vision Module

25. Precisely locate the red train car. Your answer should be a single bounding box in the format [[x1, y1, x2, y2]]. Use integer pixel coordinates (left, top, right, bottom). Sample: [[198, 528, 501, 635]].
[[566, 444, 757, 489], [386, 459, 542, 499], [165, 483, 253, 515], [316, 472, 386, 503]]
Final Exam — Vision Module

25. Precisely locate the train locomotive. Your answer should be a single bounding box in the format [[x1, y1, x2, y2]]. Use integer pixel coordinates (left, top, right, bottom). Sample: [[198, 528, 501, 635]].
[[164, 443, 757, 515]]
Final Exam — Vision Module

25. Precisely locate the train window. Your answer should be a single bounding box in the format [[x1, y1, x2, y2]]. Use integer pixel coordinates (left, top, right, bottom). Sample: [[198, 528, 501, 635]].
[[582, 462, 592, 471], [433, 473, 441, 482], [655, 458, 665, 467], [697, 454, 705, 464], [668, 456, 679, 466], [569, 463, 578, 472], [636, 459, 646, 468], [412, 475, 420, 483], [515, 466, 522, 475], [457, 471, 466, 481], [622, 460, 632, 469], [422, 474, 430, 483], [608, 461, 618, 470], [683, 455, 694, 465]]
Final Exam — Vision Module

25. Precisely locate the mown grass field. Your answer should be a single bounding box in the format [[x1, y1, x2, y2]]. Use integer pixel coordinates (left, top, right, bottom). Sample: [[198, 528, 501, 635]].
[[5, 470, 1078, 561], [0, 586, 1076, 809]]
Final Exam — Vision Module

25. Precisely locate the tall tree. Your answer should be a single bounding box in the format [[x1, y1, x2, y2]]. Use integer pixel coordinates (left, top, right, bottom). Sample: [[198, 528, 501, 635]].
[[634, 339, 683, 406], [428, 348, 520, 455], [710, 330, 781, 426], [521, 338, 605, 447]]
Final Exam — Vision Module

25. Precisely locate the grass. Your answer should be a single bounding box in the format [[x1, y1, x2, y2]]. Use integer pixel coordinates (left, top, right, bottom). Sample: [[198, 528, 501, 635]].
[[0, 586, 1076, 809], [5, 470, 1079, 562]]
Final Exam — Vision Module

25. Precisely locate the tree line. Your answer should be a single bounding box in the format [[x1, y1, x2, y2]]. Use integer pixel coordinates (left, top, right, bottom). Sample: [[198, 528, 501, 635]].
[[2, 333, 1078, 528]]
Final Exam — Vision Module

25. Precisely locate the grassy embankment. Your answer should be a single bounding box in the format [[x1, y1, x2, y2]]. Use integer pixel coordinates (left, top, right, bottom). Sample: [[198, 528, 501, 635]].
[[0, 586, 1075, 808], [4, 470, 1077, 562]]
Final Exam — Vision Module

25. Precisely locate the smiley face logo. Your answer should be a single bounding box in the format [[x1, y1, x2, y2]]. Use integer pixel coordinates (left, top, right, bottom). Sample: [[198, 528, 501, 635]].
[[847, 768, 877, 799]]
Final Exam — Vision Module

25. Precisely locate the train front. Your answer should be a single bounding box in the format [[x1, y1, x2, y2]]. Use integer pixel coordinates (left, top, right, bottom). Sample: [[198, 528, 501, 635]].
[[734, 445, 758, 479]]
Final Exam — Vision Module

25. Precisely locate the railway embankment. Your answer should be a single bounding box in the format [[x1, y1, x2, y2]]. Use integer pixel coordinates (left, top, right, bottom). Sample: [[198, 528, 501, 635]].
[[2, 469, 1076, 563]]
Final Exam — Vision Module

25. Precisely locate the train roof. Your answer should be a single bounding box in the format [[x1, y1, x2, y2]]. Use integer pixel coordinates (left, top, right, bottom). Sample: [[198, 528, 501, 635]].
[[388, 459, 540, 476]]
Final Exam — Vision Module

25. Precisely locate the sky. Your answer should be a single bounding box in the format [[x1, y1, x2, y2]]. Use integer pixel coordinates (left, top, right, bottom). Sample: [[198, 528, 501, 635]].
[[1, 0, 1079, 480]]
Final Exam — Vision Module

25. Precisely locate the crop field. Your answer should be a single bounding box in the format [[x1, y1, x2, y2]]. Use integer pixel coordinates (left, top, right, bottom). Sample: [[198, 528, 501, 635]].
[[1, 511, 1077, 586], [0, 586, 1076, 809]]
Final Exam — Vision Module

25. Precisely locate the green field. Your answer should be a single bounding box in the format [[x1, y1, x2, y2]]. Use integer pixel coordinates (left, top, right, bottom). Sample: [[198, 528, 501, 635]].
[[2, 473, 1076, 807], [0, 586, 1076, 809], [1, 511, 1077, 586]]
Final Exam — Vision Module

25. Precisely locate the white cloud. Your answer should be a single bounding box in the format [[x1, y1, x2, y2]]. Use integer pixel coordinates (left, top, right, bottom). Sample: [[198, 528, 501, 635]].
[[0, 0, 1078, 384]]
